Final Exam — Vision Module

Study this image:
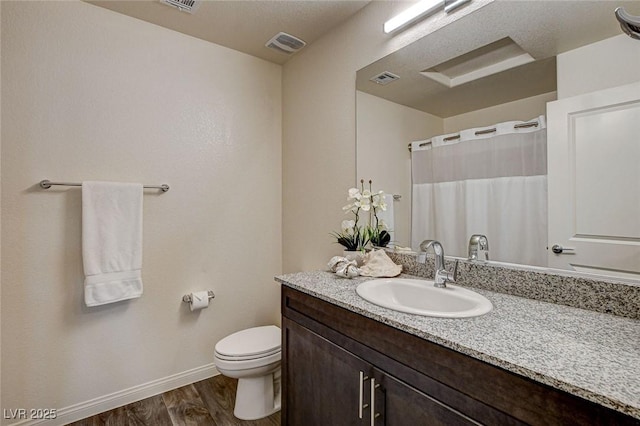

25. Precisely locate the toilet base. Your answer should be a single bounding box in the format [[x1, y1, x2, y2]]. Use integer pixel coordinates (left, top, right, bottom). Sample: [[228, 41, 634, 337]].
[[233, 369, 281, 420]]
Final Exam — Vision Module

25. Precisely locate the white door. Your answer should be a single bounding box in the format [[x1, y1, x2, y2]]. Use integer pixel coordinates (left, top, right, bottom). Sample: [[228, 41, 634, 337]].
[[547, 82, 640, 279]]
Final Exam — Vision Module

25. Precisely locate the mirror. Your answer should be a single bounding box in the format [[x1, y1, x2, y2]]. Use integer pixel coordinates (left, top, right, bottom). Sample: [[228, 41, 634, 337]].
[[356, 1, 640, 278]]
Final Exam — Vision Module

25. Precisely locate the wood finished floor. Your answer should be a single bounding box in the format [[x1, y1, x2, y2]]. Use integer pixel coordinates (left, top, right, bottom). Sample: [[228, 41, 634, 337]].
[[67, 375, 280, 426]]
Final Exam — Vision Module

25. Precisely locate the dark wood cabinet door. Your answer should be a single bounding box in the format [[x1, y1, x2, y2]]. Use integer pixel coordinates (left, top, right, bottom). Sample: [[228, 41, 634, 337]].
[[283, 318, 371, 426], [372, 369, 480, 426], [283, 317, 481, 426]]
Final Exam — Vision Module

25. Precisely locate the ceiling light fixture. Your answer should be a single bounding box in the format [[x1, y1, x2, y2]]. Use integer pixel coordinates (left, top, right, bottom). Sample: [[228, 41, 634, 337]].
[[383, 0, 472, 34], [444, 0, 471, 14], [383, 0, 445, 34]]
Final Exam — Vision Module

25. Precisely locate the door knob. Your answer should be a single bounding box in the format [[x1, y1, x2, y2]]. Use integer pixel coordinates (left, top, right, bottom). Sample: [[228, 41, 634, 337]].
[[551, 244, 575, 254]]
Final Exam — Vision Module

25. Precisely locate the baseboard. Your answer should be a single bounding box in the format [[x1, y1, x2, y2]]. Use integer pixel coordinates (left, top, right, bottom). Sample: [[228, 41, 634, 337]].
[[8, 363, 219, 426]]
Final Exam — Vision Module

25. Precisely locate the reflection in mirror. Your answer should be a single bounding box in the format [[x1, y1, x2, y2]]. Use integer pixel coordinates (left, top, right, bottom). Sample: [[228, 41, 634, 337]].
[[410, 116, 548, 266], [356, 0, 640, 281]]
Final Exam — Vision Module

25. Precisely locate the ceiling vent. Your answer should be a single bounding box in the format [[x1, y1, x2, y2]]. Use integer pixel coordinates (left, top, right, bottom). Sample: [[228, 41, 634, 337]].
[[370, 71, 400, 85], [159, 0, 200, 14], [265, 32, 306, 55]]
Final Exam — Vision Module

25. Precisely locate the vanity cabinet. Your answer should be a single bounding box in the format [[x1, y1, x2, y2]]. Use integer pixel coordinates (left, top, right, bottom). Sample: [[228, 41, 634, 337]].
[[285, 319, 475, 425], [281, 286, 638, 426]]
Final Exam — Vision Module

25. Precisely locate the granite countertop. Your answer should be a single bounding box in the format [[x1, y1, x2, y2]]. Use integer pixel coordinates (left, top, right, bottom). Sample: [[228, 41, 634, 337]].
[[276, 271, 640, 419]]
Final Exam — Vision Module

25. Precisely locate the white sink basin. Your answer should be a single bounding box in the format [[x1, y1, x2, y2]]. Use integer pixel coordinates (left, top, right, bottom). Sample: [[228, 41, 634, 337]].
[[356, 278, 492, 318]]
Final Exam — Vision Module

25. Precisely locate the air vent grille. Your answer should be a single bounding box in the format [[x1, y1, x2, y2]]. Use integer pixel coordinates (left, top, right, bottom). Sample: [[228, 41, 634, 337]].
[[370, 72, 400, 85], [160, 0, 200, 14], [265, 32, 306, 55]]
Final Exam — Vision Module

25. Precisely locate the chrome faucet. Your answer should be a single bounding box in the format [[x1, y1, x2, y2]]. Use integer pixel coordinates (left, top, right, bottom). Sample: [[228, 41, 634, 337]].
[[419, 240, 456, 288], [468, 234, 489, 261]]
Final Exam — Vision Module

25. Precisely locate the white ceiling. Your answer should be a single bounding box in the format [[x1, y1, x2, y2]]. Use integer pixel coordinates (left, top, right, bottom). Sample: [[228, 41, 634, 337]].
[[87, 0, 371, 65]]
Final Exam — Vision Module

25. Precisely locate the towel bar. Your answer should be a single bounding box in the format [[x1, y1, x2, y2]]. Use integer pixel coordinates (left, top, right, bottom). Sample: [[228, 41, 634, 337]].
[[39, 180, 169, 192]]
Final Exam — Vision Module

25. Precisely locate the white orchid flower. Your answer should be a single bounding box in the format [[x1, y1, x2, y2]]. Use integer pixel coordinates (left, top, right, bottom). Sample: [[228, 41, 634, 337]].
[[343, 203, 356, 213], [359, 196, 371, 210], [362, 189, 372, 198], [348, 188, 361, 200], [371, 192, 387, 211]]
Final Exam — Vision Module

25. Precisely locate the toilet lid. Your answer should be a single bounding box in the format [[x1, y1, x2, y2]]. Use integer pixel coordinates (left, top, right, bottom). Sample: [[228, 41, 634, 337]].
[[215, 325, 281, 358]]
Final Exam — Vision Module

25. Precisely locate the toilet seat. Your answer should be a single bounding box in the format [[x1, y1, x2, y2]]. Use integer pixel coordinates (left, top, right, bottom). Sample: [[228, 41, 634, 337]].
[[215, 347, 280, 361], [215, 325, 281, 360], [214, 350, 281, 372]]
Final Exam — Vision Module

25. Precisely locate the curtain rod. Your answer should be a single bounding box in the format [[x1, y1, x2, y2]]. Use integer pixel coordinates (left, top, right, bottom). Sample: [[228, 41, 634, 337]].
[[39, 180, 170, 192], [408, 119, 540, 152]]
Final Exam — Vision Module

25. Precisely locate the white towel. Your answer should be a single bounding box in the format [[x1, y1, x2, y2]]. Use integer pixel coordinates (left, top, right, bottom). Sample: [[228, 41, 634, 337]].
[[82, 181, 143, 306]]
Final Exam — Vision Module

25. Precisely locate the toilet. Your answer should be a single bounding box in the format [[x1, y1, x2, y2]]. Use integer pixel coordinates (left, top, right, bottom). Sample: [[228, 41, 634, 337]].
[[214, 325, 281, 420]]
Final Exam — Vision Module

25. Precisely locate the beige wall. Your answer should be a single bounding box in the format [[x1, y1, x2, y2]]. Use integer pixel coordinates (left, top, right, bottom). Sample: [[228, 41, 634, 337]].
[[282, 0, 491, 273], [1, 1, 281, 420], [443, 92, 557, 134], [356, 91, 442, 247], [557, 34, 640, 99]]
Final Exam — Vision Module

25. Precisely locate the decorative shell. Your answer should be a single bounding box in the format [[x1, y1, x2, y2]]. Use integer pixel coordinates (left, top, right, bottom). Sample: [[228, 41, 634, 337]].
[[328, 256, 360, 279], [336, 262, 360, 278], [359, 249, 402, 278], [328, 256, 347, 272]]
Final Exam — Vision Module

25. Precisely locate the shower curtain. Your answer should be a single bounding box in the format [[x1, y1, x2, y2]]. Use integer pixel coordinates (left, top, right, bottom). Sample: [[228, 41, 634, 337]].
[[411, 116, 548, 266]]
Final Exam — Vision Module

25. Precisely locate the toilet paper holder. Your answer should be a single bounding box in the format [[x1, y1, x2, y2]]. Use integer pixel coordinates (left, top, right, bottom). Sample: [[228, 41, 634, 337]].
[[182, 290, 216, 304]]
